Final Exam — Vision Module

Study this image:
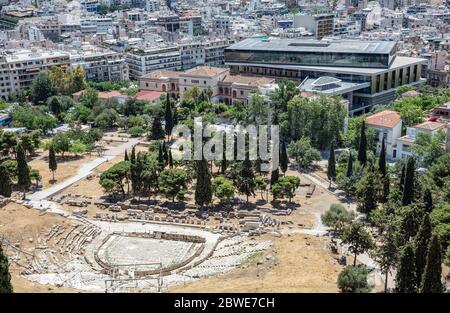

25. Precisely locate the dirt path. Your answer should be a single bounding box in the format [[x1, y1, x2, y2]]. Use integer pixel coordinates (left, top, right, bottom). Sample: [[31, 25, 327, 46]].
[[26, 138, 140, 202]]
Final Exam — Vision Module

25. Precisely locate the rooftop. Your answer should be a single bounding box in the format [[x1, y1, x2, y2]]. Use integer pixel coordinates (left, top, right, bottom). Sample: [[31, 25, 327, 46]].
[[226, 38, 397, 55], [413, 121, 447, 131], [181, 66, 229, 77], [221, 75, 274, 86], [366, 110, 401, 129], [141, 70, 181, 80], [135, 91, 163, 102]]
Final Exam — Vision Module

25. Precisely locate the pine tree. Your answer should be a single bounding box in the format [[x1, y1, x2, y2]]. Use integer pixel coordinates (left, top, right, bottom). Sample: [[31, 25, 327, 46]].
[[124, 149, 129, 161], [164, 94, 173, 140], [0, 243, 13, 293], [422, 188, 433, 213], [346, 151, 353, 177], [16, 143, 31, 199], [168, 149, 173, 168], [414, 214, 432, 288], [355, 164, 382, 214], [327, 142, 336, 187], [280, 141, 288, 175], [402, 157, 415, 206], [357, 120, 367, 165], [372, 222, 398, 293], [48, 145, 57, 182], [420, 235, 444, 293], [0, 164, 12, 197], [237, 155, 256, 203], [195, 158, 213, 208], [395, 241, 417, 293]]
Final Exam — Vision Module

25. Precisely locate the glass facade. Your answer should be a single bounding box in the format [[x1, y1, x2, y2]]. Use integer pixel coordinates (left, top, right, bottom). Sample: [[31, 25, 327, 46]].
[[225, 50, 390, 68]]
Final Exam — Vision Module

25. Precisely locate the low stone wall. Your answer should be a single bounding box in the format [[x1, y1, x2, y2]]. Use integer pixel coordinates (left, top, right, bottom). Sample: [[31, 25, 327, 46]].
[[94, 231, 207, 277]]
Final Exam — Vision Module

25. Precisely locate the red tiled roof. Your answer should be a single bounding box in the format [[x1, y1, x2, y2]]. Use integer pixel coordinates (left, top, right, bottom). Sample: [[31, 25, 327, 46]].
[[366, 110, 401, 129], [135, 90, 163, 102]]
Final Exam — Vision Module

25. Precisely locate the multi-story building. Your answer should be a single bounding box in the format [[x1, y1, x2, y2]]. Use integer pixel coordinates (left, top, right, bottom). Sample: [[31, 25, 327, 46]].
[[180, 41, 205, 70], [293, 9, 334, 39], [225, 37, 427, 115], [125, 45, 181, 80], [178, 66, 229, 98], [204, 38, 231, 67], [396, 121, 448, 160], [145, 0, 160, 12], [139, 66, 276, 104], [80, 0, 100, 13], [0, 49, 70, 100], [69, 45, 129, 82], [366, 110, 402, 160]]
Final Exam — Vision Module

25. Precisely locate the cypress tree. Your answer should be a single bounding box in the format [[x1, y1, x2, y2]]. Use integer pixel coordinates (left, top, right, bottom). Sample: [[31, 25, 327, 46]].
[[379, 137, 386, 176], [221, 145, 227, 174], [270, 167, 279, 185], [0, 164, 12, 197], [423, 188, 433, 213], [280, 141, 288, 175], [420, 235, 444, 293], [168, 149, 173, 168], [130, 146, 137, 195], [130, 146, 136, 164], [402, 157, 415, 206], [172, 108, 178, 126], [48, 145, 57, 182], [158, 142, 165, 170], [0, 243, 13, 293], [399, 163, 406, 192], [357, 120, 367, 165], [395, 242, 417, 293], [381, 175, 390, 204], [346, 151, 353, 177], [163, 143, 169, 165], [16, 143, 31, 199], [164, 94, 173, 140], [150, 115, 165, 140], [327, 142, 336, 186], [379, 138, 389, 203], [124, 149, 129, 161], [414, 214, 432, 288], [195, 158, 213, 208]]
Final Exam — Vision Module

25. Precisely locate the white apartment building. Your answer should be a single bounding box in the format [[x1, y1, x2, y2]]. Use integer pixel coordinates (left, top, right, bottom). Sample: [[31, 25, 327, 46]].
[[145, 0, 159, 12], [125, 45, 181, 80], [204, 38, 231, 67], [396, 121, 448, 160], [0, 49, 70, 100], [366, 110, 403, 160], [180, 41, 205, 70], [69, 45, 129, 82], [179, 38, 232, 70]]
